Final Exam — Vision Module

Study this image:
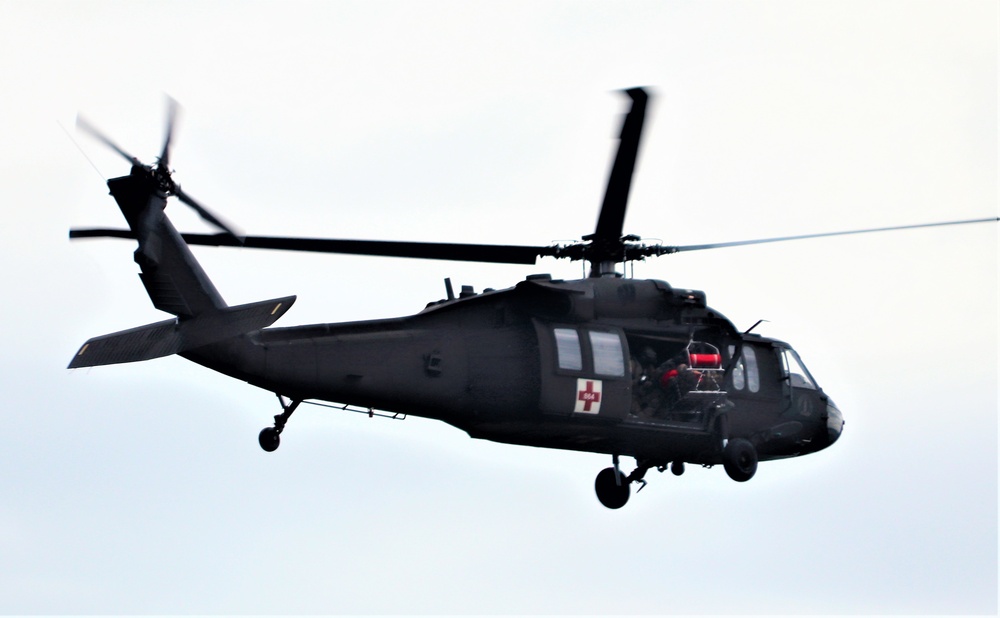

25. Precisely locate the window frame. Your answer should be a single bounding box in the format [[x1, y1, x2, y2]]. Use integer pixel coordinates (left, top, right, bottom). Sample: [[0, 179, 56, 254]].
[[728, 344, 760, 393], [782, 348, 818, 390], [553, 327, 583, 372], [588, 330, 626, 378], [550, 326, 627, 378]]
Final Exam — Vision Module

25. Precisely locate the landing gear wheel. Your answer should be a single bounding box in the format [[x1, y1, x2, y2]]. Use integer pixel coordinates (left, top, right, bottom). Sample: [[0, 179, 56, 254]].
[[258, 396, 302, 452], [258, 427, 281, 452], [722, 438, 757, 482], [595, 467, 630, 509], [670, 460, 685, 476]]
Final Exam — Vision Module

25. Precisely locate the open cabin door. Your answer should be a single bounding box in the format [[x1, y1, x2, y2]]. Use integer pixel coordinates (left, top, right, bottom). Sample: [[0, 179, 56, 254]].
[[534, 321, 631, 421], [626, 335, 730, 427]]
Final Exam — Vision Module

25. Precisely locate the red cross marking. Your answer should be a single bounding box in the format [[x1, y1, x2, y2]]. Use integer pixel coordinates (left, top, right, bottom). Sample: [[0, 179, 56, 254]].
[[578, 380, 601, 412]]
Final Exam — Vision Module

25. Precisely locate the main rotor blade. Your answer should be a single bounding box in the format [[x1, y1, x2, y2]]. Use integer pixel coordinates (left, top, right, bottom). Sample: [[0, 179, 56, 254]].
[[69, 229, 552, 265], [174, 188, 244, 240], [76, 115, 137, 165], [666, 217, 1000, 253], [593, 87, 649, 247], [189, 234, 551, 264], [159, 97, 179, 170], [70, 228, 137, 240]]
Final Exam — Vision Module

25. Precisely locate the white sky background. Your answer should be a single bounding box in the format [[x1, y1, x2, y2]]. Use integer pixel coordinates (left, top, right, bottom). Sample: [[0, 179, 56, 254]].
[[0, 0, 996, 614]]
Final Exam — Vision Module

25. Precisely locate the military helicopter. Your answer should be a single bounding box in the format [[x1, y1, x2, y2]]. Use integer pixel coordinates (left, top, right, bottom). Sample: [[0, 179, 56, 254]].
[[69, 88, 996, 509]]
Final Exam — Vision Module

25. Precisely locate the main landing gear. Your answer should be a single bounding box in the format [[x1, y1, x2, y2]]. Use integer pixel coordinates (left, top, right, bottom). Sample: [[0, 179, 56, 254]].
[[594, 464, 631, 509], [594, 440, 759, 508], [594, 455, 669, 509], [722, 438, 758, 482], [258, 395, 302, 452]]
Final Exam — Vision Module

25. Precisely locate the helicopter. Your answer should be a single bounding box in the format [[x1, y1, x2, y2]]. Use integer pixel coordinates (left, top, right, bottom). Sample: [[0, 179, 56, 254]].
[[69, 88, 996, 509]]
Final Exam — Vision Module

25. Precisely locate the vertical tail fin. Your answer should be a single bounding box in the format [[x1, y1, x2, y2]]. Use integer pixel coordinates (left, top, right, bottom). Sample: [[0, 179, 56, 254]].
[[69, 104, 295, 370], [71, 170, 297, 369], [77, 104, 241, 319], [107, 170, 227, 317]]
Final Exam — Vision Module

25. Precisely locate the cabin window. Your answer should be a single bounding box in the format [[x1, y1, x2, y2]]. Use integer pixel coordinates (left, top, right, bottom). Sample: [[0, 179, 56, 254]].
[[728, 344, 760, 393], [554, 328, 583, 371], [745, 346, 760, 393], [589, 331, 626, 377], [729, 345, 745, 390]]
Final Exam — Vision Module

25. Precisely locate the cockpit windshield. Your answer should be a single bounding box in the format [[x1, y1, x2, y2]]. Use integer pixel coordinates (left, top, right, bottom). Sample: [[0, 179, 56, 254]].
[[783, 348, 817, 389]]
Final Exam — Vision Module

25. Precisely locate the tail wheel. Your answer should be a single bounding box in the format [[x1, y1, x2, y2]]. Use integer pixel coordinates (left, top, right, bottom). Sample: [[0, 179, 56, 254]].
[[722, 438, 758, 482], [258, 427, 280, 452], [594, 467, 630, 509]]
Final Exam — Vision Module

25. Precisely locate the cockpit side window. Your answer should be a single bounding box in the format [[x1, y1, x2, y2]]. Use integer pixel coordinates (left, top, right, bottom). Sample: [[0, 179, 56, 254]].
[[554, 328, 583, 371]]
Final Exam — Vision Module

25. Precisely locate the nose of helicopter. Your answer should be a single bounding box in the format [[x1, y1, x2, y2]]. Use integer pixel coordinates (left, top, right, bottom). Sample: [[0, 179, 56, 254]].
[[825, 401, 844, 446]]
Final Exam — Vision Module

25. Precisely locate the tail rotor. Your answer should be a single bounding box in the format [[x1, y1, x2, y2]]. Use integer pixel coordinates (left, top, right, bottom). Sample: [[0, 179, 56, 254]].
[[75, 98, 243, 242]]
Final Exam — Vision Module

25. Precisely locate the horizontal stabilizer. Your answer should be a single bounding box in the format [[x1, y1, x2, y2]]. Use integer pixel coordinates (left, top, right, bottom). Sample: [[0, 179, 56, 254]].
[[69, 319, 182, 368], [69, 295, 296, 368], [179, 295, 296, 346]]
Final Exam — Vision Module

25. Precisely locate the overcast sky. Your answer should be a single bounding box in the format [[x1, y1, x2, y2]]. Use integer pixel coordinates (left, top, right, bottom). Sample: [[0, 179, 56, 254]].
[[0, 1, 996, 614]]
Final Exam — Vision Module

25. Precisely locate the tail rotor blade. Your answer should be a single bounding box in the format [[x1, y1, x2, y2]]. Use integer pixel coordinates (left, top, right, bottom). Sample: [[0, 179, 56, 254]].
[[155, 98, 239, 240], [76, 114, 138, 165], [175, 188, 243, 241]]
